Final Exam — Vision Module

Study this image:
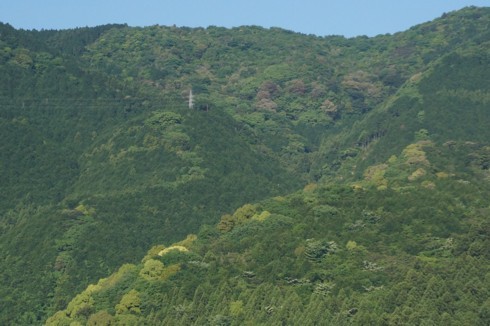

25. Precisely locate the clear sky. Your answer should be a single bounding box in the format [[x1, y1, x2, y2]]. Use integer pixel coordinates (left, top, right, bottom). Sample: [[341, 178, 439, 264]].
[[1, 1, 488, 37]]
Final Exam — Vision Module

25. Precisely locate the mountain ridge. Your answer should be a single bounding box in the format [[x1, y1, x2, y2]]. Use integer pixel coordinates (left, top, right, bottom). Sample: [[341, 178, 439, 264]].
[[0, 6, 489, 324]]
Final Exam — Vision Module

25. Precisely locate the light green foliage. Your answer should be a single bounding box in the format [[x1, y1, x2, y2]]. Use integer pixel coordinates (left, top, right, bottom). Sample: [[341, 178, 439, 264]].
[[87, 310, 114, 326], [408, 167, 427, 181], [45, 311, 73, 326], [141, 245, 166, 263], [74, 203, 95, 216], [218, 204, 274, 231], [47, 169, 490, 324], [217, 213, 234, 232], [12, 48, 33, 68], [139, 259, 165, 281], [65, 291, 95, 320], [346, 240, 358, 251], [233, 204, 256, 222], [253, 210, 271, 221], [229, 300, 244, 317], [2, 8, 490, 325], [401, 141, 432, 166], [96, 264, 138, 290], [115, 290, 141, 315], [363, 164, 388, 189], [217, 204, 257, 232], [358, 140, 441, 190]]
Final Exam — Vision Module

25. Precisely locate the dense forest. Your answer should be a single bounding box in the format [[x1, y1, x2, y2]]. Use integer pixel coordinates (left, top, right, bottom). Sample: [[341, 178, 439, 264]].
[[0, 6, 489, 325]]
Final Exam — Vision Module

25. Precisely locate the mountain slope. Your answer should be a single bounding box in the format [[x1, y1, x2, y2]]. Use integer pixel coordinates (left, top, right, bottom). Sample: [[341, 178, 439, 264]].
[[315, 45, 490, 180], [46, 140, 490, 325], [0, 6, 489, 324]]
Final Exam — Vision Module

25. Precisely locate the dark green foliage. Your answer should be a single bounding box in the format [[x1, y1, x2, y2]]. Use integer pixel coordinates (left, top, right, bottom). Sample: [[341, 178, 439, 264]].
[[1, 6, 490, 325], [45, 153, 490, 324]]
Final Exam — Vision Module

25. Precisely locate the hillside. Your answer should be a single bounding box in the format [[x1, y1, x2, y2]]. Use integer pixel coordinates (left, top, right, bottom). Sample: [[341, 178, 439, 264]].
[[0, 6, 489, 324], [47, 140, 490, 325]]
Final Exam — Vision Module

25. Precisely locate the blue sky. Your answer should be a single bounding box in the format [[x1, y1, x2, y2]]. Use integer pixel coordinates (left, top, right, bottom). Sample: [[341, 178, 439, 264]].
[[1, 1, 488, 37]]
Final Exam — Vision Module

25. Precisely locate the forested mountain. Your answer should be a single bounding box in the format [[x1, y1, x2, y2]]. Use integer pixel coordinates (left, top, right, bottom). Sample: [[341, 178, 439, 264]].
[[0, 6, 489, 325]]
